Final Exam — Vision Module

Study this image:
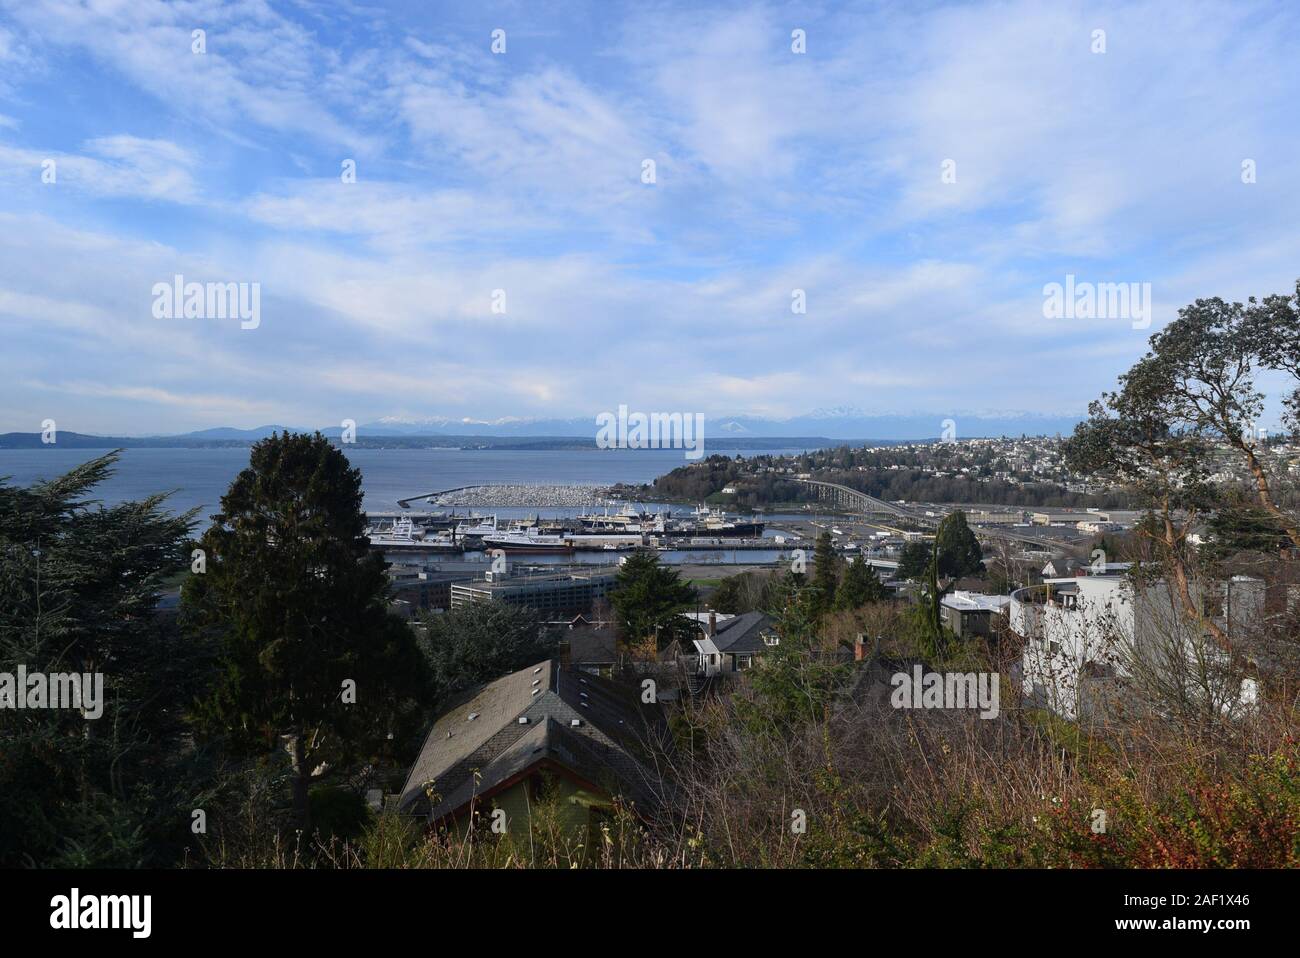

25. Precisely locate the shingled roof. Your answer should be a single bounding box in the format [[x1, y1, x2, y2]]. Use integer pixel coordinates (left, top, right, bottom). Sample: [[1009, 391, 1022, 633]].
[[702, 611, 775, 655], [396, 659, 666, 823]]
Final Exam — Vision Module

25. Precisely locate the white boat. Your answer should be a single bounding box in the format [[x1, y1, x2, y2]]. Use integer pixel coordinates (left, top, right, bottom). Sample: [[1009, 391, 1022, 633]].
[[453, 515, 498, 540], [482, 525, 575, 554], [367, 517, 462, 553]]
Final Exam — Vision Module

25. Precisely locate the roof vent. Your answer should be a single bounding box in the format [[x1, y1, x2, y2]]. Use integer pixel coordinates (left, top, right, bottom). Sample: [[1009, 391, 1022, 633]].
[[531, 688, 540, 696], [579, 678, 588, 685], [570, 718, 581, 727], [467, 712, 479, 722], [532, 678, 540, 687], [581, 702, 590, 709], [518, 716, 529, 724], [446, 731, 453, 738], [533, 667, 542, 674]]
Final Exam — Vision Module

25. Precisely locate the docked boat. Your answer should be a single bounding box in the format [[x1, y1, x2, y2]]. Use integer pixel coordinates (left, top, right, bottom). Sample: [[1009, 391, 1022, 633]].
[[681, 504, 766, 538], [482, 525, 576, 554], [453, 515, 499, 541], [366, 517, 463, 553]]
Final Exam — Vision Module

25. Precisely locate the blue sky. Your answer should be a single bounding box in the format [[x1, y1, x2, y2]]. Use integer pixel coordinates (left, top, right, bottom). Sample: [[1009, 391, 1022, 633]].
[[1, 0, 1298, 435]]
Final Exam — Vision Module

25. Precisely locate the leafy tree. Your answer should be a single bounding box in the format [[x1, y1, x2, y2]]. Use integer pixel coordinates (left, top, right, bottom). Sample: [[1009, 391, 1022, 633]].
[[0, 452, 207, 866], [1123, 284, 1300, 550], [1067, 410, 1224, 648], [1059, 291, 1290, 650], [835, 556, 887, 609], [708, 570, 782, 614], [610, 552, 697, 647], [417, 601, 553, 705], [183, 432, 426, 831]]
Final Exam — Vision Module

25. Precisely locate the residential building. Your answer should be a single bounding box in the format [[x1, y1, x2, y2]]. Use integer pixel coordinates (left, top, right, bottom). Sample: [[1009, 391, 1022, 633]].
[[939, 590, 1010, 638], [682, 610, 779, 677], [1011, 571, 1263, 721], [396, 660, 666, 839]]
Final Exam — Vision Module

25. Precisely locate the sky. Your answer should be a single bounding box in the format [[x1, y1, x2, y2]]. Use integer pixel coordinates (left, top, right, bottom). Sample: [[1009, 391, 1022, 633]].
[[1, 0, 1298, 436]]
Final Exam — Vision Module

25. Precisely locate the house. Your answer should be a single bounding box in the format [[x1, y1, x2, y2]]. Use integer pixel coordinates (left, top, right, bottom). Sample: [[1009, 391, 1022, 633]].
[[563, 621, 620, 677], [1011, 572, 1263, 721], [1040, 557, 1086, 578], [684, 610, 779, 676], [396, 660, 666, 838], [939, 591, 1010, 638]]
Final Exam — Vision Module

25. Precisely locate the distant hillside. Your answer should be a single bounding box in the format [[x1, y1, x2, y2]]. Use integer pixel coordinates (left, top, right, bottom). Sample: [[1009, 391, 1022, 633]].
[[0, 431, 856, 451]]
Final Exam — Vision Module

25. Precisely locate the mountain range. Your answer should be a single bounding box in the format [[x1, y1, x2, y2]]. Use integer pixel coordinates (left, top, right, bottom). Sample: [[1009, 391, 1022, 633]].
[[0, 409, 1084, 448]]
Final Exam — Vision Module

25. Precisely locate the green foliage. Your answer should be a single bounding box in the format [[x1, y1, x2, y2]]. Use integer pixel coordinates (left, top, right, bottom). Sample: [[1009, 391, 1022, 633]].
[[896, 540, 931, 580], [1204, 501, 1291, 559], [309, 785, 373, 842], [416, 600, 553, 706], [1067, 279, 1300, 558], [808, 531, 840, 617], [835, 556, 886, 610], [610, 551, 697, 647], [183, 432, 427, 829], [0, 451, 208, 867], [934, 511, 984, 579], [738, 630, 850, 734], [900, 512, 984, 582]]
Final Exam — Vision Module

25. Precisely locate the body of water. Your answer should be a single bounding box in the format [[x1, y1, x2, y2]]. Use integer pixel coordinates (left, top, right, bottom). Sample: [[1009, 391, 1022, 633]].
[[0, 446, 810, 520]]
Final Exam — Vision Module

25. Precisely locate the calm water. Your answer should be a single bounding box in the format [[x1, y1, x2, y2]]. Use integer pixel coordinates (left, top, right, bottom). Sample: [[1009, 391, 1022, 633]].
[[0, 446, 809, 521]]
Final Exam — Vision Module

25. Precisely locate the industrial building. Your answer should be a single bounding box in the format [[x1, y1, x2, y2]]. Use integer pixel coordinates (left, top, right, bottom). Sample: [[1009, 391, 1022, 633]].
[[450, 568, 617, 615]]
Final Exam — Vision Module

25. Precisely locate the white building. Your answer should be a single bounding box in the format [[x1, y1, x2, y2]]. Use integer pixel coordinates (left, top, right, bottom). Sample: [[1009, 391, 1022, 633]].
[[1011, 571, 1262, 721]]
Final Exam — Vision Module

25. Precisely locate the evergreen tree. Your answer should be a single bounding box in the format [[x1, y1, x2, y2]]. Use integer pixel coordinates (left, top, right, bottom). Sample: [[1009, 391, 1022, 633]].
[[610, 552, 697, 647], [809, 531, 840, 617], [835, 556, 887, 609], [183, 432, 426, 831], [897, 540, 931, 580], [417, 601, 554, 706], [934, 511, 984, 579], [0, 452, 205, 866]]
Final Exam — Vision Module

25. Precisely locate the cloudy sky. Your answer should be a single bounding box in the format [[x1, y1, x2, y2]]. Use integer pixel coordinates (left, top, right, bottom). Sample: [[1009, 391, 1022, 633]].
[[1, 0, 1298, 435]]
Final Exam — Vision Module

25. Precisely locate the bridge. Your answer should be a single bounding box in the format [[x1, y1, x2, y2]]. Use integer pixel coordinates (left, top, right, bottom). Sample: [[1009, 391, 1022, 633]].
[[794, 478, 938, 527], [793, 478, 1059, 548]]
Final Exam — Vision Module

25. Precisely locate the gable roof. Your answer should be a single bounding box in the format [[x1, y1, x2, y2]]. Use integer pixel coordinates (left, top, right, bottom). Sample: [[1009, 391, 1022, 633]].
[[396, 659, 665, 822], [707, 611, 775, 654], [566, 624, 619, 666]]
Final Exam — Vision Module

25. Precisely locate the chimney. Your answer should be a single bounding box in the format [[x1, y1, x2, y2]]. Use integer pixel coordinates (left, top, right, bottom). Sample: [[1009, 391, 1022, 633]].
[[855, 633, 870, 662], [707, 610, 717, 637]]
